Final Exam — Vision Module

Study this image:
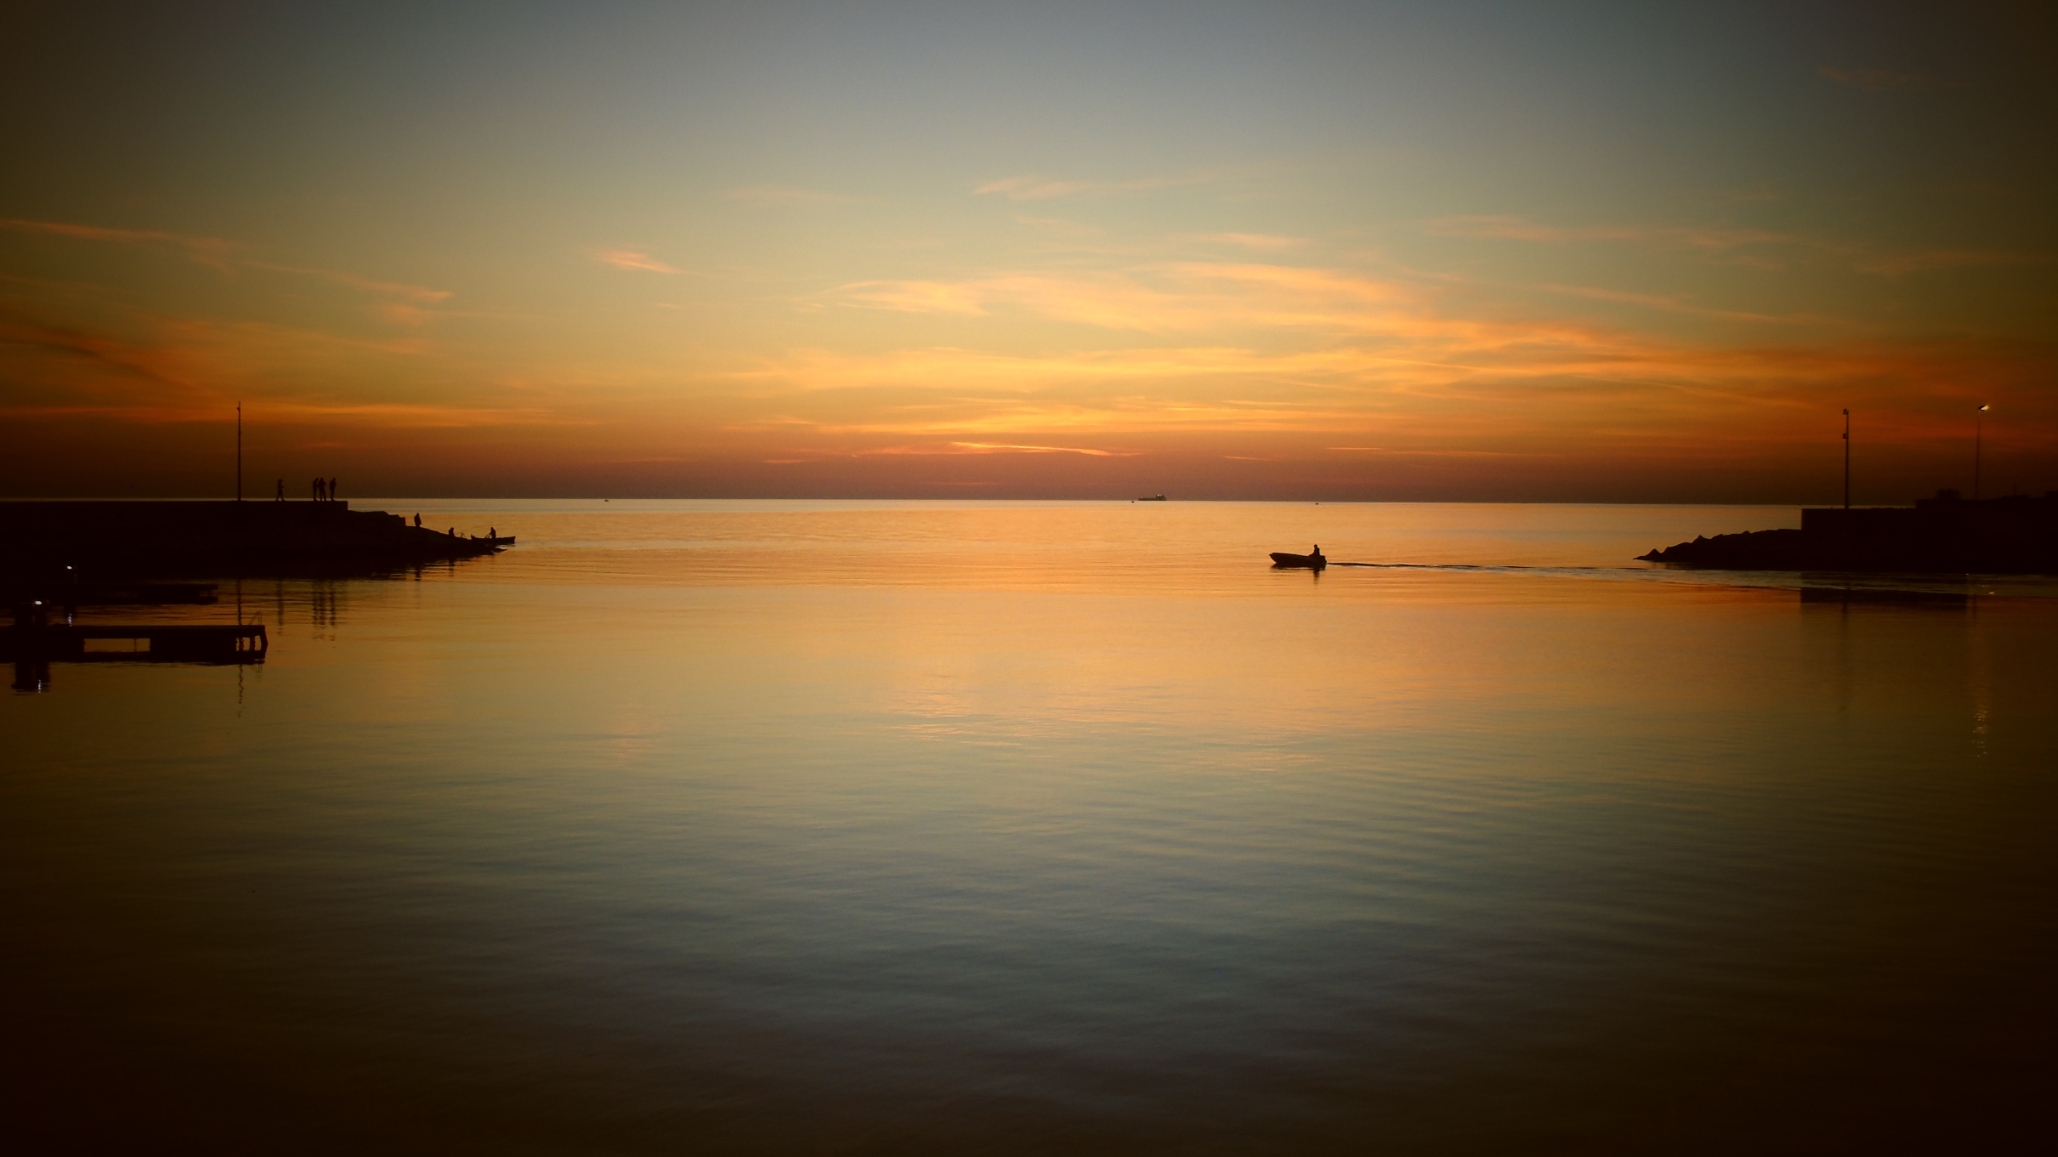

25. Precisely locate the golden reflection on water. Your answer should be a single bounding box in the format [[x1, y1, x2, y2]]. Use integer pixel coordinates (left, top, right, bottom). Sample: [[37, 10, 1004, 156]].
[[3, 502, 2054, 1154], [383, 499, 1798, 591]]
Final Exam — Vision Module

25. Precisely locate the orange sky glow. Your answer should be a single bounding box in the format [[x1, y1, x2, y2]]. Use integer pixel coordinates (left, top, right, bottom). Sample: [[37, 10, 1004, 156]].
[[2, 3, 2052, 500]]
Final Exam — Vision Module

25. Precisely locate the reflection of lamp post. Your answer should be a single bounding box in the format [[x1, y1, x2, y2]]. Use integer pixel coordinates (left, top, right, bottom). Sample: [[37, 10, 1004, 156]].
[[1975, 403, 1990, 500]]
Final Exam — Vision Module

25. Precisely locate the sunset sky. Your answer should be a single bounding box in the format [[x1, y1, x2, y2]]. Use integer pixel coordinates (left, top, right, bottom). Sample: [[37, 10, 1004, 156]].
[[2, 1, 2052, 500]]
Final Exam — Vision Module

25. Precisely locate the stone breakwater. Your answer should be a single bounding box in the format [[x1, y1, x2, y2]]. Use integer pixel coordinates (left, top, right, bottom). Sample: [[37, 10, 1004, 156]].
[[1640, 492, 2058, 574], [0, 501, 509, 584]]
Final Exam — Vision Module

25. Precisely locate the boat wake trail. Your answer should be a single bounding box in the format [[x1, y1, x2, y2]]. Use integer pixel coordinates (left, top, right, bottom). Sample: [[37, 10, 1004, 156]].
[[1329, 562, 1617, 572]]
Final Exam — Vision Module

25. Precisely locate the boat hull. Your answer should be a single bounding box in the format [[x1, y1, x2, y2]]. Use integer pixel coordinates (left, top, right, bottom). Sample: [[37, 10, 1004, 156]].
[[1270, 552, 1326, 570]]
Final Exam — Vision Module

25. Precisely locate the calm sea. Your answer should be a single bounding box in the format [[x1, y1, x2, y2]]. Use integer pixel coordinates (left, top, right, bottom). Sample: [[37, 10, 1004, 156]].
[[5, 501, 2054, 1154]]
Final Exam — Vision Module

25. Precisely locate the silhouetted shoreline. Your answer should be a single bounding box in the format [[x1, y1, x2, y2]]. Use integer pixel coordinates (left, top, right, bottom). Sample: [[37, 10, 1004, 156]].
[[0, 501, 511, 586], [1641, 493, 2058, 574]]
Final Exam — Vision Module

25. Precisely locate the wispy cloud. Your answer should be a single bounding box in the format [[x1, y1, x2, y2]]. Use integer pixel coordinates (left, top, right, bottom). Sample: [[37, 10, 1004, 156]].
[[1326, 446, 1529, 458], [0, 217, 240, 268], [948, 441, 1132, 456], [1, 217, 452, 308], [841, 280, 988, 315], [845, 441, 1135, 457], [374, 303, 430, 326], [596, 248, 680, 274], [834, 263, 1415, 334], [1543, 284, 1796, 324], [0, 302, 507, 426], [212, 400, 568, 427], [835, 261, 1561, 339], [708, 342, 2040, 478]]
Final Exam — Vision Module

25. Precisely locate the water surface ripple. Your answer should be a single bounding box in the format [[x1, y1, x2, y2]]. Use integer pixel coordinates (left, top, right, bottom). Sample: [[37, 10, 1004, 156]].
[[4, 502, 2053, 1154]]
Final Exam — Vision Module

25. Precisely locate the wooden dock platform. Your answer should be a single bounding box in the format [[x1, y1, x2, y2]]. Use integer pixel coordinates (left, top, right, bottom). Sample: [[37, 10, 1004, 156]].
[[2, 621, 267, 664]]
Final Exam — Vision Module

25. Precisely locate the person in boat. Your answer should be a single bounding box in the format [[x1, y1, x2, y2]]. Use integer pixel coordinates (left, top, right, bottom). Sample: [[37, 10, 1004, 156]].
[[489, 526, 496, 540], [1311, 544, 1323, 560]]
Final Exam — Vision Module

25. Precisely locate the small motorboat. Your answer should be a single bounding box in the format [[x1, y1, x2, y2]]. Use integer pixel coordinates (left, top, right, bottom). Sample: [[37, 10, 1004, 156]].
[[1270, 550, 1326, 570], [1136, 494, 1167, 502]]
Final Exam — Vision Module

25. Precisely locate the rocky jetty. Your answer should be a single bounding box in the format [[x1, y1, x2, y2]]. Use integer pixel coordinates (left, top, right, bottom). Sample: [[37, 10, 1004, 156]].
[[1640, 492, 2058, 574], [0, 501, 510, 586]]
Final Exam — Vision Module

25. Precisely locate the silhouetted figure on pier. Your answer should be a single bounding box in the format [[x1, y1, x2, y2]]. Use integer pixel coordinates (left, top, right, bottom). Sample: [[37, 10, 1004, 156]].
[[329, 478, 338, 503], [414, 513, 422, 528], [275, 479, 284, 501]]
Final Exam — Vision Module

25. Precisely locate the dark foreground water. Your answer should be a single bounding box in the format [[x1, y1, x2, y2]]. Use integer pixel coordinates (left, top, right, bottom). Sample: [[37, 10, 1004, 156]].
[[4, 502, 2054, 1154]]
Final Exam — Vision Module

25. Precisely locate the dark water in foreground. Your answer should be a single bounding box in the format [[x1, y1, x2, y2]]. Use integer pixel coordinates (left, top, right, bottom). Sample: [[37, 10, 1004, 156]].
[[4, 502, 2054, 1154]]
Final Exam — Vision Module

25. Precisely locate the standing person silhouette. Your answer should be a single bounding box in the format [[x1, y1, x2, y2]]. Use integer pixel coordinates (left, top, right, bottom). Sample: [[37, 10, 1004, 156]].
[[328, 478, 338, 504], [413, 513, 422, 528], [274, 479, 284, 501]]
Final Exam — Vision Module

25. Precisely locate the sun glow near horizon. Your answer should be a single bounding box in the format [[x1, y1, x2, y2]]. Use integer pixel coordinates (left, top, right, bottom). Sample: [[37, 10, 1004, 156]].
[[2, 3, 2052, 500]]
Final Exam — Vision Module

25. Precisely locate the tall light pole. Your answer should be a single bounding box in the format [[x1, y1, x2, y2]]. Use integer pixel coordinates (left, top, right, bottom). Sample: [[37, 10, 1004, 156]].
[[236, 401, 243, 502], [1842, 408, 1850, 515], [1974, 403, 1989, 500]]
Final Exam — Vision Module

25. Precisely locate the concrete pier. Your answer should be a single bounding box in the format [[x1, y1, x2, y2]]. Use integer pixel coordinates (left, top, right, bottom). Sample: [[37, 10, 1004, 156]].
[[0, 501, 513, 583]]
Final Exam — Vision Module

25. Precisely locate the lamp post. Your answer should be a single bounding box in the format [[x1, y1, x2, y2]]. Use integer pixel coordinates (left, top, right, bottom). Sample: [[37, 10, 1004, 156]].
[[1842, 408, 1850, 515], [1974, 403, 1990, 500], [236, 401, 243, 502]]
